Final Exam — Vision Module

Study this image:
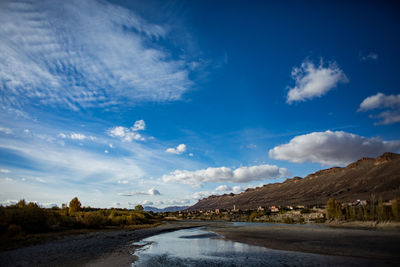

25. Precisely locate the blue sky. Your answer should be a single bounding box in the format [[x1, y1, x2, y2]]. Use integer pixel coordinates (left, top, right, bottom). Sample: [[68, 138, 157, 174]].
[[1, 0, 400, 208]]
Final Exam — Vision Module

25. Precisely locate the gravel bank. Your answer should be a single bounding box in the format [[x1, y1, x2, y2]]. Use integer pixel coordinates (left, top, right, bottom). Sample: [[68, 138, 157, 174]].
[[0, 221, 208, 267], [207, 223, 400, 265]]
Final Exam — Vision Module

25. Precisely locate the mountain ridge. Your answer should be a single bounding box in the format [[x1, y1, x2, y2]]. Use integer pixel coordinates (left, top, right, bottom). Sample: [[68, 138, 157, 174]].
[[188, 152, 400, 211]]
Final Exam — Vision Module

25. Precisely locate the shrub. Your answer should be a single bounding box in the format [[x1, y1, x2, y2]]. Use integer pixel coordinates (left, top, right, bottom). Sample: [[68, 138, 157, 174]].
[[80, 212, 107, 229]]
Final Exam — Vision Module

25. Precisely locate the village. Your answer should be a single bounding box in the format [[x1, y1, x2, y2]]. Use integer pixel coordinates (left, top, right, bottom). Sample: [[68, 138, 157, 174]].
[[160, 198, 398, 224]]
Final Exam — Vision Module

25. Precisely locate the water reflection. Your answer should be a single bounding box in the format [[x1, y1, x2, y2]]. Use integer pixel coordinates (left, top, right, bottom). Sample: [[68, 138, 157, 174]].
[[132, 227, 382, 266]]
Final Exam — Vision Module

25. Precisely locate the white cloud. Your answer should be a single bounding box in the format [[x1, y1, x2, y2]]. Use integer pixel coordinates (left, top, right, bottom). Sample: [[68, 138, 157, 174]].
[[358, 93, 400, 125], [107, 120, 146, 142], [232, 186, 244, 194], [70, 133, 86, 140], [118, 187, 161, 197], [286, 59, 348, 103], [35, 177, 45, 183], [0, 0, 192, 111], [360, 52, 378, 61], [166, 144, 187, 154], [189, 153, 194, 157], [359, 93, 400, 111], [132, 120, 146, 131], [0, 169, 11, 173], [215, 185, 231, 192], [117, 180, 129, 184], [0, 127, 12, 134], [191, 191, 213, 200], [268, 130, 400, 165], [0, 139, 146, 182], [138, 200, 153, 206], [0, 200, 17, 206], [104, 150, 109, 153], [370, 111, 400, 125], [58, 132, 88, 140], [162, 164, 289, 187], [148, 188, 161, 196]]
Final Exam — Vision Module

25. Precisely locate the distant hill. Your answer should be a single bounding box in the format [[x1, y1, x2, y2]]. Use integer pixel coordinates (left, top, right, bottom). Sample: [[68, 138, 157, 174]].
[[144, 205, 189, 212], [188, 152, 400, 211]]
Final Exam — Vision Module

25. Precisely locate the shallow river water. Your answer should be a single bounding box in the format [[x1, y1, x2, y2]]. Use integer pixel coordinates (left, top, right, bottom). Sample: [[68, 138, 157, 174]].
[[131, 227, 382, 267]]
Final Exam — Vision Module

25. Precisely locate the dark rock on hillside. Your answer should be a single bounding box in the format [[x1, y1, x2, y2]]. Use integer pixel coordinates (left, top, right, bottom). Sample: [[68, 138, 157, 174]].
[[188, 152, 400, 211]]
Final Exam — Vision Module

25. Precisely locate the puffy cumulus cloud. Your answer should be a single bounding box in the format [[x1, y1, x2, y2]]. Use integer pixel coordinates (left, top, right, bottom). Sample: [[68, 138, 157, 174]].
[[107, 120, 146, 142], [0, 169, 11, 173], [191, 191, 213, 200], [359, 93, 400, 111], [162, 164, 289, 187], [118, 188, 161, 196], [268, 130, 400, 165], [215, 185, 231, 192], [358, 93, 400, 125], [132, 120, 146, 131], [286, 59, 348, 103], [148, 188, 161, 196], [0, 0, 192, 111], [232, 186, 244, 194], [166, 144, 187, 154]]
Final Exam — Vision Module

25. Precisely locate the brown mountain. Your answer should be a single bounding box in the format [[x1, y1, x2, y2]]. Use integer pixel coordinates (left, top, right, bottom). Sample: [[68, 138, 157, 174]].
[[188, 152, 400, 211]]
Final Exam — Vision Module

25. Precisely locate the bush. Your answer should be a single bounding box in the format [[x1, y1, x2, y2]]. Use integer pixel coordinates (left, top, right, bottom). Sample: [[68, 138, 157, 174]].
[[80, 212, 107, 229], [300, 208, 310, 214], [283, 217, 294, 224], [249, 212, 258, 222]]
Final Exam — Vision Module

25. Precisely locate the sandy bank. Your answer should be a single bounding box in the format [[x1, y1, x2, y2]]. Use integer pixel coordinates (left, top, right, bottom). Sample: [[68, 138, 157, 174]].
[[207, 223, 400, 264], [0, 221, 209, 267]]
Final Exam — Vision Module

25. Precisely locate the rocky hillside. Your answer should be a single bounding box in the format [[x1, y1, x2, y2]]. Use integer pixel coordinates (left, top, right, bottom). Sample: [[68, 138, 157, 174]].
[[188, 152, 400, 211]]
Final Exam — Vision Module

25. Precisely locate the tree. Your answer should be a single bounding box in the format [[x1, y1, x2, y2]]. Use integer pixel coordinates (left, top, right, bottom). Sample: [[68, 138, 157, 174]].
[[135, 205, 144, 211], [326, 198, 342, 220], [17, 199, 26, 208], [69, 197, 82, 213]]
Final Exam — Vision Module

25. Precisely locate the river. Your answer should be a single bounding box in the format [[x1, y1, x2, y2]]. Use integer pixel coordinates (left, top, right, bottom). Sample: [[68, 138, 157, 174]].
[[131, 226, 383, 266]]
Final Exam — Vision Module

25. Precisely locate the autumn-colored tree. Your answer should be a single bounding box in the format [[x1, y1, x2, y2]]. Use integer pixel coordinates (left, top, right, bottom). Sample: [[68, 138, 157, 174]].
[[17, 199, 26, 208], [69, 197, 82, 213], [326, 198, 342, 220], [135, 205, 144, 211]]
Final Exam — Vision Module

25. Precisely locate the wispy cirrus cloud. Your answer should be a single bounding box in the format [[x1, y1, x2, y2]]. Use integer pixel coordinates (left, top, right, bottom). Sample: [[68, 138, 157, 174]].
[[269, 130, 400, 165], [286, 59, 348, 103], [0, 0, 193, 111], [118, 188, 161, 197], [358, 92, 400, 125]]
